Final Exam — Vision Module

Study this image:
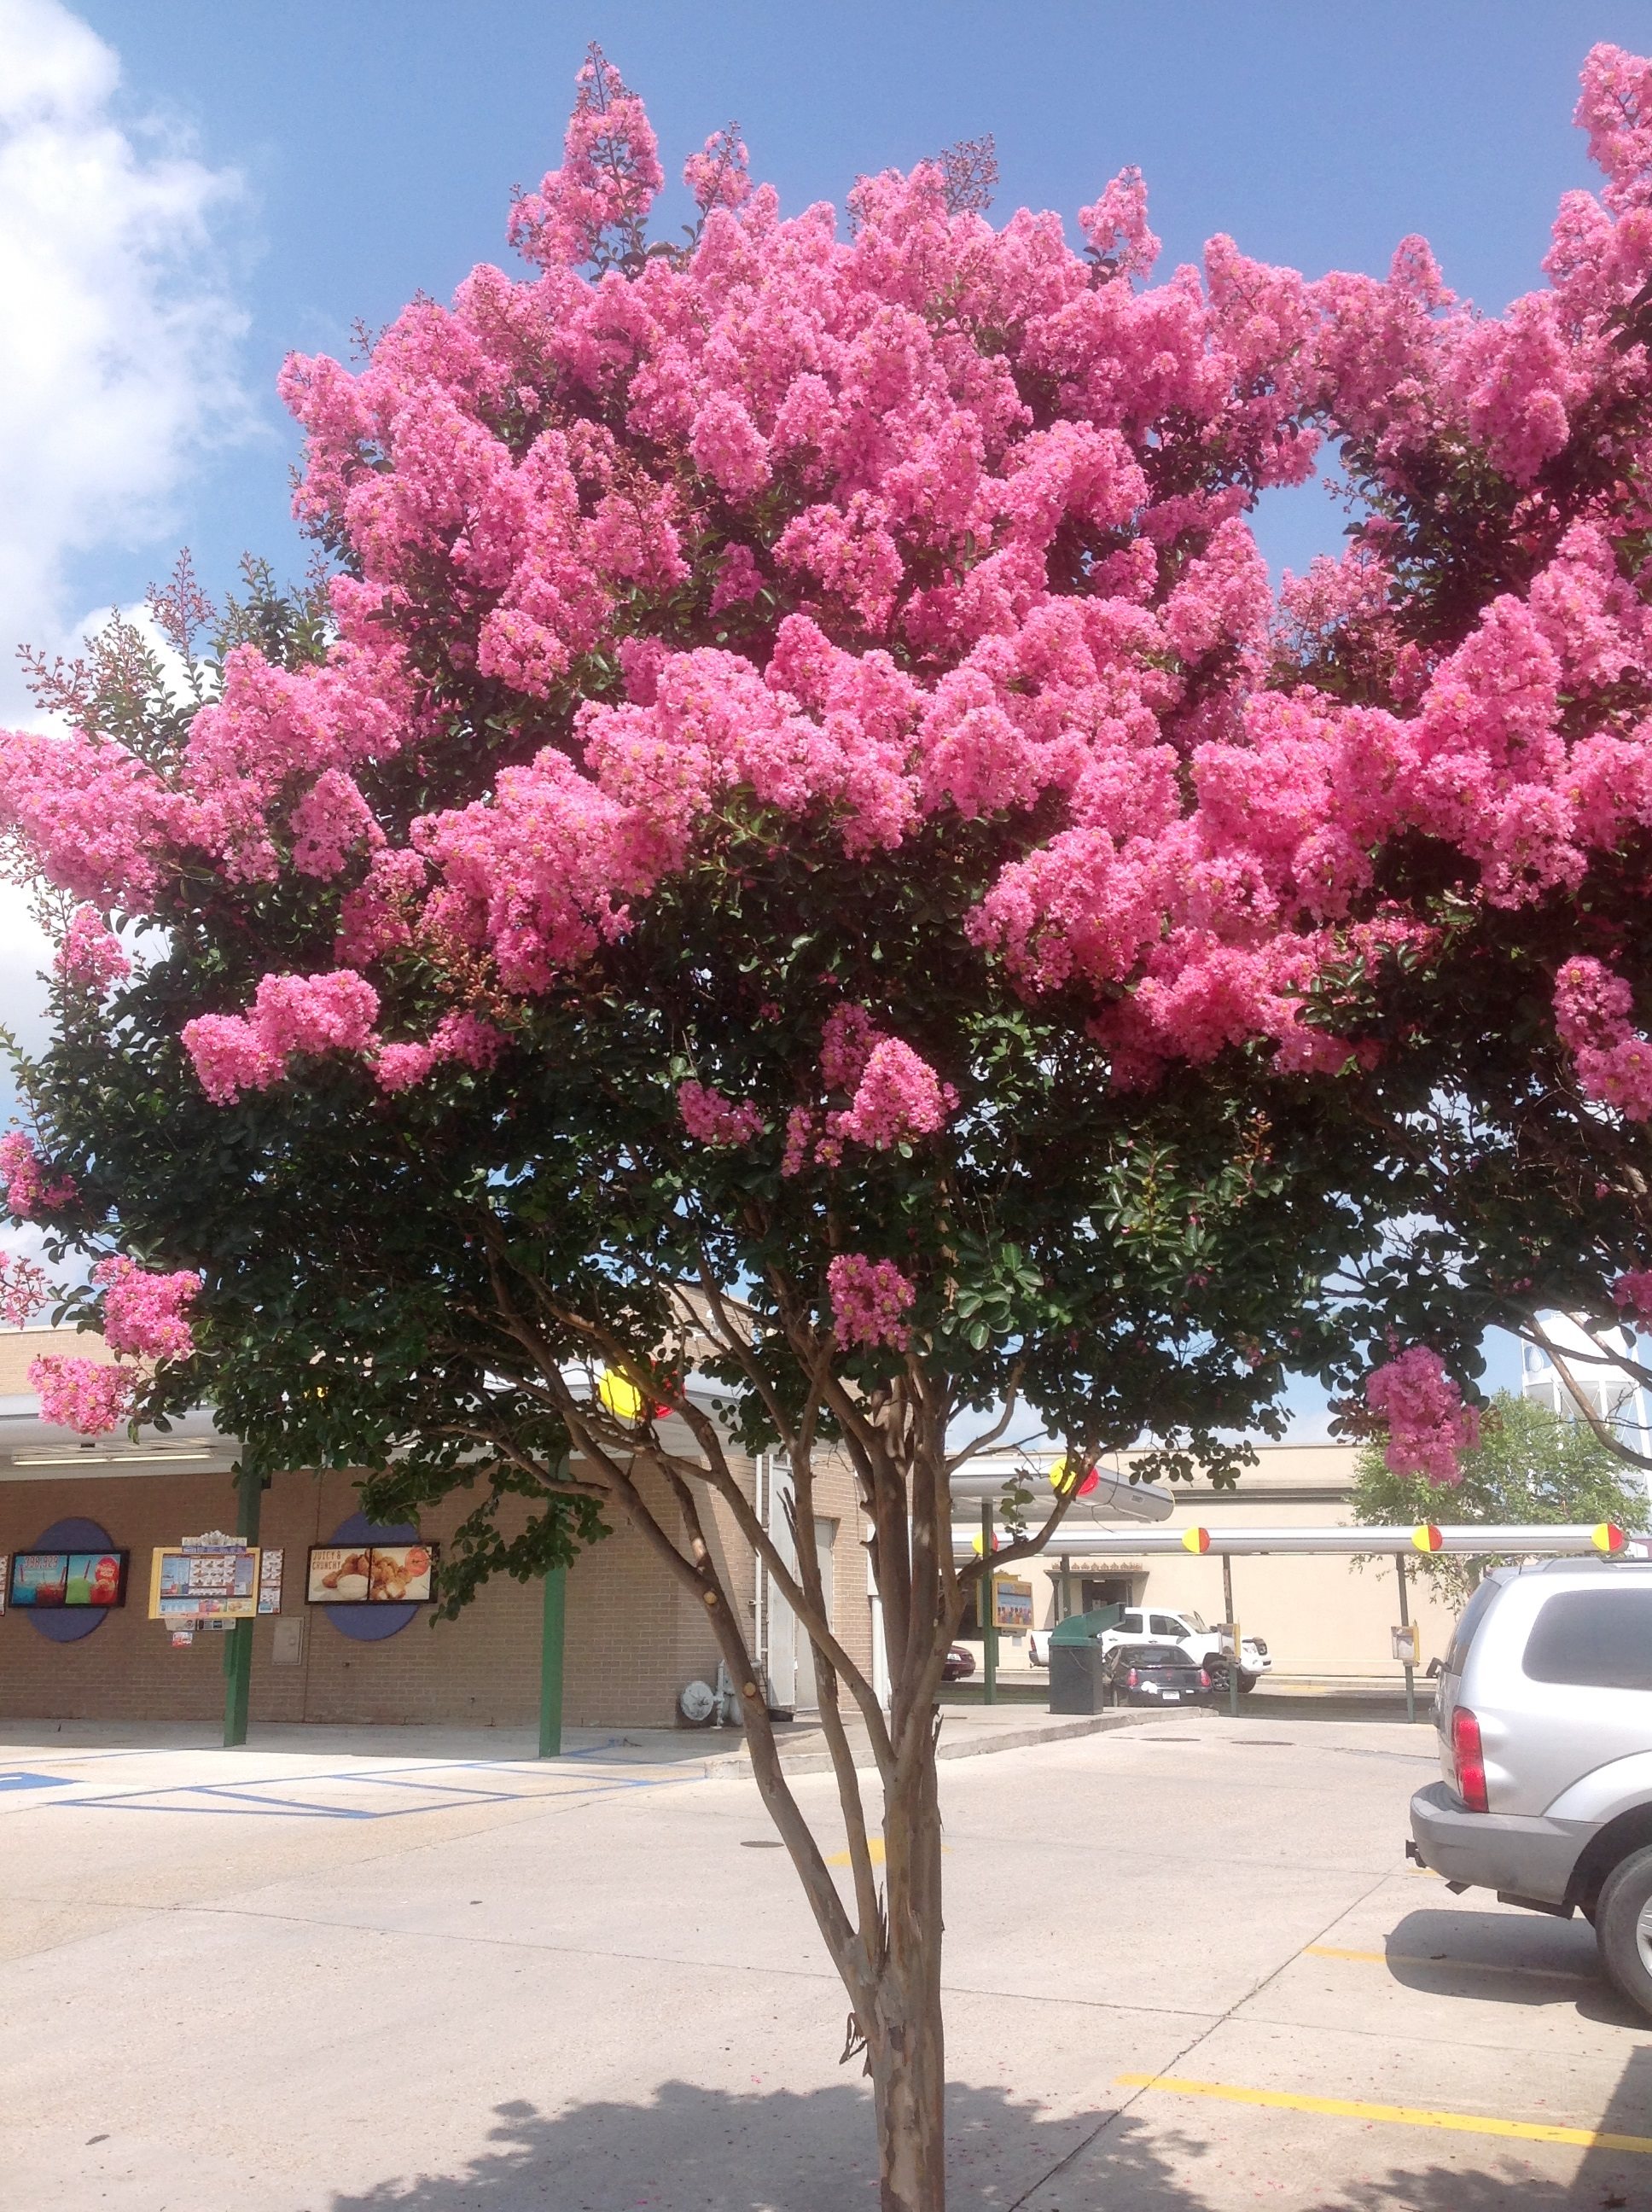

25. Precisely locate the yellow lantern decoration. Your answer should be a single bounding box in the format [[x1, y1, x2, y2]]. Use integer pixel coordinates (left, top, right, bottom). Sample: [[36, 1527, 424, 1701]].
[[597, 1366, 645, 1423], [1048, 1455, 1100, 1498]]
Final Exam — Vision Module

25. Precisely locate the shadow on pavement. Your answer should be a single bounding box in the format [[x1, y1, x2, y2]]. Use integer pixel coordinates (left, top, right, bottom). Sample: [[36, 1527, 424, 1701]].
[[1382, 1903, 1652, 2029], [324, 2051, 1652, 2210]]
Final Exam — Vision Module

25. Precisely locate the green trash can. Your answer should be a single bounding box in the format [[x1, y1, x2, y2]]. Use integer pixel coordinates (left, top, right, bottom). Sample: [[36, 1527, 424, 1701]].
[[1048, 1606, 1125, 1714]]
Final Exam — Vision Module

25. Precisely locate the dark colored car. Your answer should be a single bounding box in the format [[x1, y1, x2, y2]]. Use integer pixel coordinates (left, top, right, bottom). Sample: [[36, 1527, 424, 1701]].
[[942, 1644, 976, 1682], [1100, 1641, 1210, 1708]]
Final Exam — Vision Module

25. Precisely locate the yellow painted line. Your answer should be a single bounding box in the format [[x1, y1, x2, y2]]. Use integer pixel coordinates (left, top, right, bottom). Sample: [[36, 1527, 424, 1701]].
[[823, 1837, 951, 1868], [825, 1837, 885, 1869], [1115, 2075, 1652, 2155], [1305, 1942, 1589, 1983]]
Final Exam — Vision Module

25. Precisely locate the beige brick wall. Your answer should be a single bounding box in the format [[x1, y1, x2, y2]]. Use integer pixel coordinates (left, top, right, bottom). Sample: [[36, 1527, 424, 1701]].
[[0, 1418, 882, 1728], [0, 1326, 120, 1390]]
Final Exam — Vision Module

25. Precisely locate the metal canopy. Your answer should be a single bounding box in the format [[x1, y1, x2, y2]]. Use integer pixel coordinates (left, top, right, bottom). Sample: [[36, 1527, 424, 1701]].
[[983, 1521, 1634, 1557]]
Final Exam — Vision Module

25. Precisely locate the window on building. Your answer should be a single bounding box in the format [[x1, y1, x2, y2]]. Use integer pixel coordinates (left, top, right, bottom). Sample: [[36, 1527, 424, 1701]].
[[1522, 1590, 1652, 1692]]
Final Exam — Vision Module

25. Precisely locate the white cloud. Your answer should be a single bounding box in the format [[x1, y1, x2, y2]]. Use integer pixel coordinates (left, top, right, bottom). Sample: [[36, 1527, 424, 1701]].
[[0, 0, 247, 1059], [0, 0, 247, 718]]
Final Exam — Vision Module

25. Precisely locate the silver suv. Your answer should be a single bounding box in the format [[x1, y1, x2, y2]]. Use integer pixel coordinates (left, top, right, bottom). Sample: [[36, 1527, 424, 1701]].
[[1409, 1559, 1652, 2017]]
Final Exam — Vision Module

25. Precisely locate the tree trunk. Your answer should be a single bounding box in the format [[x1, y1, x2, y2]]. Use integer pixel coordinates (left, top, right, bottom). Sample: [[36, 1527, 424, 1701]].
[[869, 1725, 948, 2212]]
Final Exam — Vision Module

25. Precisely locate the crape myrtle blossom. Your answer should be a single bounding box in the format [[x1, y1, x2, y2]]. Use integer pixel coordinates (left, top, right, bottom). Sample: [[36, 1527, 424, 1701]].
[[91, 1256, 201, 1362], [28, 1357, 137, 1437], [1613, 1269, 1652, 1321], [55, 906, 131, 992], [828, 1253, 916, 1352], [678, 1080, 765, 1145], [0, 1253, 50, 1330], [0, 1132, 76, 1219], [1364, 1345, 1482, 1487], [14, 45, 1652, 1449], [0, 1248, 201, 1436]]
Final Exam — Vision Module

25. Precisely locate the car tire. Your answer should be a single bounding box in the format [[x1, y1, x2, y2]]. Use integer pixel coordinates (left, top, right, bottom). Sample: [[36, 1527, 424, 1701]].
[[1596, 1845, 1652, 2019], [1236, 1673, 1259, 1695]]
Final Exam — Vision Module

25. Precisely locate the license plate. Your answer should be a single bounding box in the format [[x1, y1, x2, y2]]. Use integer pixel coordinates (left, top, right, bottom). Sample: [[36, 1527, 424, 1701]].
[[1162, 1691, 1181, 1702]]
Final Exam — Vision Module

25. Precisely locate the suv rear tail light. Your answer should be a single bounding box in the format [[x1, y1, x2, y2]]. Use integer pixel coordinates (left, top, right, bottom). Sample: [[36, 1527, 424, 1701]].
[[1451, 1707, 1487, 1812], [1199, 1668, 1212, 1689], [1126, 1668, 1139, 1688]]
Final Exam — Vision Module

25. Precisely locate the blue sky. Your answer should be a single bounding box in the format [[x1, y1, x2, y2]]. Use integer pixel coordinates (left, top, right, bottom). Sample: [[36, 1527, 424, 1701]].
[[8, 0, 1649, 1420]]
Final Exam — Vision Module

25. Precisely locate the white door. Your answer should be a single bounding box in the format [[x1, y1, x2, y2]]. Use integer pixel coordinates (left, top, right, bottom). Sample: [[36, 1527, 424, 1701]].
[[792, 1520, 836, 1712], [869, 1523, 890, 1710]]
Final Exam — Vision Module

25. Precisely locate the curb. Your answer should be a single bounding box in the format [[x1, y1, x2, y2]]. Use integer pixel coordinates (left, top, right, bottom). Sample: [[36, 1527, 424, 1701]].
[[693, 1706, 1150, 1780]]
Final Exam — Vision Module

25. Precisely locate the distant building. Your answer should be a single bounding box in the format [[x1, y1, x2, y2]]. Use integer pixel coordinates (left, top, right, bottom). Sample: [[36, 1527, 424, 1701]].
[[1519, 1314, 1652, 1487], [951, 1440, 1461, 1685]]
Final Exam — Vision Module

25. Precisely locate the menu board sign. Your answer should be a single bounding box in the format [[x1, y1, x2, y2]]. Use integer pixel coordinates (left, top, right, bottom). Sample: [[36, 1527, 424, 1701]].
[[259, 1549, 283, 1615], [9, 1551, 129, 1609], [306, 1544, 437, 1604], [148, 1542, 261, 1622], [991, 1576, 1035, 1632]]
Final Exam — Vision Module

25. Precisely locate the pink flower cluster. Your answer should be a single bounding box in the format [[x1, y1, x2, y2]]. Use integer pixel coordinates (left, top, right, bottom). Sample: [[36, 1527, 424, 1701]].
[[507, 47, 664, 268], [1364, 1347, 1481, 1486], [827, 1253, 916, 1353], [0, 1253, 50, 1330], [677, 1080, 765, 1146], [92, 1255, 201, 1361], [0, 1132, 76, 1219], [1612, 1270, 1652, 1322], [29, 1355, 137, 1436], [829, 1038, 957, 1150], [683, 125, 752, 216], [6, 43, 1652, 1162], [183, 972, 381, 1103], [55, 905, 131, 992], [780, 1012, 957, 1172], [371, 1011, 507, 1095], [1554, 958, 1652, 1116]]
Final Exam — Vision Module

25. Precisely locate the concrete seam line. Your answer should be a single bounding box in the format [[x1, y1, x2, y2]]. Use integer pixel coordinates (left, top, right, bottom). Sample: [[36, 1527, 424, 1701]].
[[1114, 2075, 1652, 2155], [1004, 1863, 1398, 2209]]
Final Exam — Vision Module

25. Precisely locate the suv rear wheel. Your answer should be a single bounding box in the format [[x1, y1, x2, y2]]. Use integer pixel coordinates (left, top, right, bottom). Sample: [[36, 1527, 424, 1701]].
[[1596, 1845, 1652, 2018]]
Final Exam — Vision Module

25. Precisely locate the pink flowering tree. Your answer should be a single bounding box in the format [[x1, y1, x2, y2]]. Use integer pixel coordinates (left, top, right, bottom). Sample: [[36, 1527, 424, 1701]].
[[9, 41, 1652, 2203]]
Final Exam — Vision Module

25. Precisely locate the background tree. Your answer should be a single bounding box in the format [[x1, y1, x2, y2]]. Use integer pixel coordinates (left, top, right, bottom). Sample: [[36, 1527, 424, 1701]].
[[8, 40, 1652, 2211], [1352, 1390, 1648, 1606]]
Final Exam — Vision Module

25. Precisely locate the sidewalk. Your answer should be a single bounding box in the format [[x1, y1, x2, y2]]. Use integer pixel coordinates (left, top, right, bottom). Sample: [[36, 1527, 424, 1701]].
[[0, 1701, 1149, 1778]]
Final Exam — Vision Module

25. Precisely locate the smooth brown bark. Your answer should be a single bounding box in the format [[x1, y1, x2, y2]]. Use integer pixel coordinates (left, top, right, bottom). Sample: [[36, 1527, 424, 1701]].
[[868, 1727, 949, 2212]]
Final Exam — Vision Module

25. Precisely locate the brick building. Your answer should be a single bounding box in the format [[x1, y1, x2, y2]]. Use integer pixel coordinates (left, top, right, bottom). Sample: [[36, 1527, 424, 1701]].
[[0, 1327, 872, 1731]]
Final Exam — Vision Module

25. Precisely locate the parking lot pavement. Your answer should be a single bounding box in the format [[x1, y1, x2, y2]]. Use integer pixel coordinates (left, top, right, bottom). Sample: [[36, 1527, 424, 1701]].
[[1, 1713, 1649, 2209]]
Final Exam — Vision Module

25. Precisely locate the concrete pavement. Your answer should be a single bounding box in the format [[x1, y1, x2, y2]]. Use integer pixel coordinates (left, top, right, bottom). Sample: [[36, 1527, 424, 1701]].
[[2, 1712, 1648, 2208]]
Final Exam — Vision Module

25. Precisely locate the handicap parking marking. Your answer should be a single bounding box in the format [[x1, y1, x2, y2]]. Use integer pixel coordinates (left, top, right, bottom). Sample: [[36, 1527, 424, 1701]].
[[52, 1761, 698, 1821], [0, 1771, 77, 1792], [1114, 2073, 1652, 2156]]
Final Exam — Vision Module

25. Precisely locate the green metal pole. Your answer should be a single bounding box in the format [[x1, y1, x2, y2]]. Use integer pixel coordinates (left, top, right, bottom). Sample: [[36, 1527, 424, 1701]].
[[1222, 1553, 1238, 1719], [1059, 1563, 1073, 1621], [538, 1560, 567, 1758], [223, 1468, 261, 1749], [1396, 1553, 1416, 1725], [980, 1500, 998, 1706]]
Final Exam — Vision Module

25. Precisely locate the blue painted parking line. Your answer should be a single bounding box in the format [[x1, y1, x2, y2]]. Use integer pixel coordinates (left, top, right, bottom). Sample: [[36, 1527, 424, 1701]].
[[0, 1771, 75, 1791], [55, 1768, 691, 1819]]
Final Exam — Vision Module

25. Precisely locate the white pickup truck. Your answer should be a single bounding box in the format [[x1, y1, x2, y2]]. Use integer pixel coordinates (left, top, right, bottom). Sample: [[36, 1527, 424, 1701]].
[[1030, 1605, 1272, 1691]]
